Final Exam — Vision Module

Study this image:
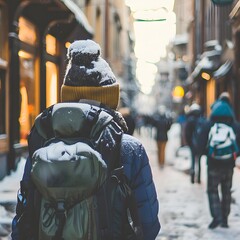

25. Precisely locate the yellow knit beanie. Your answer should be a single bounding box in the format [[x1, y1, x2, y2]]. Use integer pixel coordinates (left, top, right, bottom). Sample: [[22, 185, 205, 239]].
[[61, 40, 119, 109]]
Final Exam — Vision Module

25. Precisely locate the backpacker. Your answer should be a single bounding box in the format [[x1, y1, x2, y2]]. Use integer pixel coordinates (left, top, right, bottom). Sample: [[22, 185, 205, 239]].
[[207, 123, 238, 161], [30, 102, 143, 240]]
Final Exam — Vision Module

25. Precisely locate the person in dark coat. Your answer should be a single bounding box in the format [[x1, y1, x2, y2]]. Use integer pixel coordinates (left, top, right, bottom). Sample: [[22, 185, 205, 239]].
[[200, 93, 240, 229], [152, 106, 172, 168], [11, 40, 160, 240], [185, 103, 204, 184]]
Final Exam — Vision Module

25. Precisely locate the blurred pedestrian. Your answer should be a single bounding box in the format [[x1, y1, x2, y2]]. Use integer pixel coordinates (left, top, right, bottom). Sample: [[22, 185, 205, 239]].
[[185, 103, 206, 184], [177, 108, 187, 147], [200, 92, 240, 229], [152, 105, 172, 168], [211, 92, 235, 116]]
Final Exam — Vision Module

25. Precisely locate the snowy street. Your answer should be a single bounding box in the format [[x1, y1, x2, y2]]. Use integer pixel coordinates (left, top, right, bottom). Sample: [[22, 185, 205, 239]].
[[138, 124, 240, 240], [1, 123, 240, 239]]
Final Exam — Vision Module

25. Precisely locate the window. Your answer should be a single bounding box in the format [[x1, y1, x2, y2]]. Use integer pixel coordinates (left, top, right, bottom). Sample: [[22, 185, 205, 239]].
[[46, 34, 59, 108], [46, 61, 58, 107], [18, 17, 38, 144], [19, 17, 37, 45], [46, 34, 58, 56], [19, 51, 35, 144], [0, 70, 6, 134]]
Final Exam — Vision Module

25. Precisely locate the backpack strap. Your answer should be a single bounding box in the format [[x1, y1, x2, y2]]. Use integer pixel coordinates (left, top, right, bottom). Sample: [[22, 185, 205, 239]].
[[37, 105, 55, 139], [96, 127, 123, 240], [52, 201, 66, 240]]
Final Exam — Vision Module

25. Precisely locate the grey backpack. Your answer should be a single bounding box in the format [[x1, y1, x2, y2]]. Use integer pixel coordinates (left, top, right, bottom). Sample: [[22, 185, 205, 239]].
[[30, 102, 143, 240]]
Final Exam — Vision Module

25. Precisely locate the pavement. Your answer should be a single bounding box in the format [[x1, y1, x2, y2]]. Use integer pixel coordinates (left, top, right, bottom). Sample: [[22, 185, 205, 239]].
[[1, 123, 240, 239]]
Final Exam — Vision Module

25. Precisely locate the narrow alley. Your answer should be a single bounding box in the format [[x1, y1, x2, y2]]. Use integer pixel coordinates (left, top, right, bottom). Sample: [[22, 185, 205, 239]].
[[1, 123, 240, 239]]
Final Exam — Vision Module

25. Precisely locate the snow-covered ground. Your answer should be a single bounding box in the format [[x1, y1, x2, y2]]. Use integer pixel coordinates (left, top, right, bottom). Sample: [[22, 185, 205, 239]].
[[1, 123, 240, 239], [0, 157, 25, 239]]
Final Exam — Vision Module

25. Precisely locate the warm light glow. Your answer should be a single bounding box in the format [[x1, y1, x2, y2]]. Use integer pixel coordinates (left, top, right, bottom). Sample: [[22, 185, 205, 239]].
[[65, 42, 71, 49], [19, 17, 37, 45], [46, 61, 58, 107], [18, 50, 33, 59], [201, 72, 211, 81], [172, 86, 184, 97], [46, 34, 57, 55], [19, 86, 30, 144]]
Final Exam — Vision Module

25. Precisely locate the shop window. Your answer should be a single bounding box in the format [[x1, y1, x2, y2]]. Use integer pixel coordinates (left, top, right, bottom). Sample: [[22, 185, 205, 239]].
[[0, 70, 6, 134], [19, 51, 35, 144], [46, 34, 59, 108], [19, 17, 37, 45], [46, 34, 58, 56], [18, 17, 38, 144], [46, 61, 58, 107]]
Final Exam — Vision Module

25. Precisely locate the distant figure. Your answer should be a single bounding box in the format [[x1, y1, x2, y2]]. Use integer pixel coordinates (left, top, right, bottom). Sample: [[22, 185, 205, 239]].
[[200, 92, 240, 229], [152, 105, 172, 168], [211, 91, 235, 119], [177, 109, 187, 147], [185, 103, 205, 184]]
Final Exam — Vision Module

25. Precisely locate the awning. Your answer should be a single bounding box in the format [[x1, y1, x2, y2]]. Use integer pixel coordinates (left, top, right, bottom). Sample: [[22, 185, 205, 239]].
[[213, 60, 233, 79], [190, 50, 221, 80], [230, 0, 240, 19], [60, 0, 94, 38]]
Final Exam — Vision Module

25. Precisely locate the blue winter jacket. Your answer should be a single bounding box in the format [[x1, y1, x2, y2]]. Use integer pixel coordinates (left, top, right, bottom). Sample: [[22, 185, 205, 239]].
[[11, 131, 160, 240]]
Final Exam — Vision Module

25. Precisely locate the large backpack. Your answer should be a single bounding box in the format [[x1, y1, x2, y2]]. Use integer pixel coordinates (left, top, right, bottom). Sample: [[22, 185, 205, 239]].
[[30, 102, 143, 240], [207, 123, 239, 161]]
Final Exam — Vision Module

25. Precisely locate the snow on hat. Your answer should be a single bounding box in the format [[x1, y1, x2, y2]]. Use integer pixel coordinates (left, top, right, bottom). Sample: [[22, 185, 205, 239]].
[[219, 92, 230, 102], [61, 39, 119, 109]]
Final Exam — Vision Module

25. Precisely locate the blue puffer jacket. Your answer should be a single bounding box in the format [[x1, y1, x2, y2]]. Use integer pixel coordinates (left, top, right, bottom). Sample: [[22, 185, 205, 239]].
[[121, 134, 160, 239], [12, 128, 160, 240]]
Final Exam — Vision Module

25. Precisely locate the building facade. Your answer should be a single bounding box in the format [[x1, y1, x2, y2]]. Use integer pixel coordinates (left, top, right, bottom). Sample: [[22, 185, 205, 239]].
[[0, 0, 133, 179]]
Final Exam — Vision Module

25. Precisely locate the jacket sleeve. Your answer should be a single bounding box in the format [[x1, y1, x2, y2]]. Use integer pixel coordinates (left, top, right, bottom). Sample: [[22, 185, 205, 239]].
[[11, 157, 35, 240], [121, 134, 160, 240], [11, 125, 44, 240]]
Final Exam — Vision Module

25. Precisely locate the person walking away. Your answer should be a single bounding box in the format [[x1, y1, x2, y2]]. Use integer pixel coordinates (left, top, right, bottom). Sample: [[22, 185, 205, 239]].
[[185, 103, 206, 184], [11, 40, 160, 240], [152, 105, 172, 168], [177, 108, 187, 147], [200, 92, 240, 229]]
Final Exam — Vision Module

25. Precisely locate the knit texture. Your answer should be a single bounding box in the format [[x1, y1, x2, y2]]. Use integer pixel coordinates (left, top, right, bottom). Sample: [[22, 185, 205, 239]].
[[61, 85, 119, 109], [61, 39, 119, 109]]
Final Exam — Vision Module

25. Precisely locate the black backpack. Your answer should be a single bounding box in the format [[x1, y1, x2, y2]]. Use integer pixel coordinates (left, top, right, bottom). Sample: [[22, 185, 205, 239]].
[[24, 101, 143, 240], [191, 116, 207, 155]]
